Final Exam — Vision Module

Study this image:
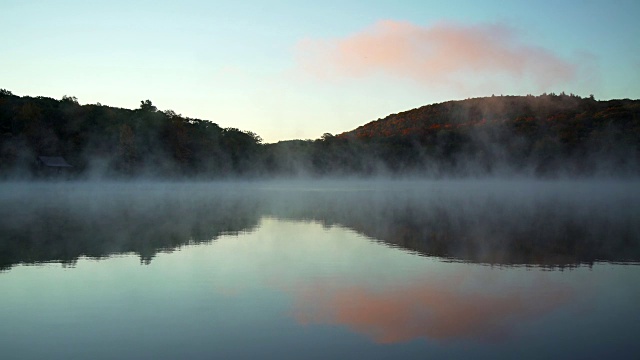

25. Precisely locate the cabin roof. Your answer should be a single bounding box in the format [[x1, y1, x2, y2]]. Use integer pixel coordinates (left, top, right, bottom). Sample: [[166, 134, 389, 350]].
[[38, 156, 72, 167]]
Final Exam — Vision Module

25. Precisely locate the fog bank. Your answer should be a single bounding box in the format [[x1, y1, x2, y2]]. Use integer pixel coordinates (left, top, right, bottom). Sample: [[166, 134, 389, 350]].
[[1, 179, 638, 270]]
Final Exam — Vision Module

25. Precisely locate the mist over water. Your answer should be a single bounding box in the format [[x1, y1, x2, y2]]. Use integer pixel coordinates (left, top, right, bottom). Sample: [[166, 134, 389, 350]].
[[1, 178, 638, 269], [1, 178, 639, 359]]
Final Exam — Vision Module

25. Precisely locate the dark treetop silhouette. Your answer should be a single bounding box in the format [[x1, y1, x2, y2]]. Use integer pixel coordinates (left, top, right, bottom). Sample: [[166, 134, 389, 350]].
[[1, 90, 639, 178]]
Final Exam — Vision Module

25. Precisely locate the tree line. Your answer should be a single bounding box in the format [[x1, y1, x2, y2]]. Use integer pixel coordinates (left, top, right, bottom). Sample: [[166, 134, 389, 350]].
[[1, 90, 639, 178], [0, 91, 262, 178]]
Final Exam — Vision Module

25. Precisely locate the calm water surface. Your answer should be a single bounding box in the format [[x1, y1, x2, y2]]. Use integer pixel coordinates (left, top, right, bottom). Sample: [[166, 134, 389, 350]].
[[1, 180, 639, 359]]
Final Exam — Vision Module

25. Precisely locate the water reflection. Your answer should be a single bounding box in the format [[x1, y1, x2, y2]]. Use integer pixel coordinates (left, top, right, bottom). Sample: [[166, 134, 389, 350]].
[[1, 192, 639, 358], [0, 180, 638, 270], [292, 273, 573, 344], [0, 183, 263, 269]]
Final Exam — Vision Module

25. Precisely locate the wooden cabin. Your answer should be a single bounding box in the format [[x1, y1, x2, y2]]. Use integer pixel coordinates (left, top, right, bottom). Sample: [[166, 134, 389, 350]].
[[36, 156, 73, 176]]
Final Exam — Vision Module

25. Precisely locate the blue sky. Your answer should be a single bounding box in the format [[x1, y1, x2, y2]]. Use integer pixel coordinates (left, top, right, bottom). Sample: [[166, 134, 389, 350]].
[[2, 0, 639, 142]]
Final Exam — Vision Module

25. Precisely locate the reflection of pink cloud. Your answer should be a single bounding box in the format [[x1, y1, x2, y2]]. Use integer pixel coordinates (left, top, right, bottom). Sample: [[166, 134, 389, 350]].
[[292, 278, 572, 344], [297, 20, 577, 90]]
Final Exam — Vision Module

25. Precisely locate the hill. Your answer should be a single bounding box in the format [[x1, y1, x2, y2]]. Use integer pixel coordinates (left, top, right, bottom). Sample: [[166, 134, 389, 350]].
[[0, 91, 262, 178], [341, 93, 639, 139], [1, 89, 639, 178], [330, 93, 640, 175]]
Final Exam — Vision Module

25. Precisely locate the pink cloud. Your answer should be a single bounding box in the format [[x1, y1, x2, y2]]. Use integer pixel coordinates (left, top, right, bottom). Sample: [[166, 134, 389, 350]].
[[296, 20, 577, 90]]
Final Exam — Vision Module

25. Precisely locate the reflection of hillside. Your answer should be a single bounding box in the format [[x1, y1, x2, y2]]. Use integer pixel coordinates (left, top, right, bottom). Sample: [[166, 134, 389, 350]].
[[0, 184, 262, 270], [1, 182, 639, 270], [265, 183, 640, 267]]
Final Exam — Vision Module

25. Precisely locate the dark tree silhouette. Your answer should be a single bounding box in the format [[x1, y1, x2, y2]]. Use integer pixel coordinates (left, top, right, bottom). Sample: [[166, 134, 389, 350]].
[[0, 91, 638, 178], [139, 99, 157, 112]]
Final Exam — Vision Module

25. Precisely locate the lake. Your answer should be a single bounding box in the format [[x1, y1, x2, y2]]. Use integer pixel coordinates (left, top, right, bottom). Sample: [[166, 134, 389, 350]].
[[1, 180, 639, 359]]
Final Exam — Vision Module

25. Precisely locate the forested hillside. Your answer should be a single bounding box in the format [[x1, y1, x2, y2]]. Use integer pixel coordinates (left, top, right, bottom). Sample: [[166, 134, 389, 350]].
[[330, 93, 640, 175], [342, 93, 637, 139], [0, 90, 262, 178], [1, 90, 639, 178]]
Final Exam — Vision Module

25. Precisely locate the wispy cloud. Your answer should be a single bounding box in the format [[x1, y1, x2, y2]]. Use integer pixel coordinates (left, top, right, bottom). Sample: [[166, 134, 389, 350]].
[[296, 20, 578, 91]]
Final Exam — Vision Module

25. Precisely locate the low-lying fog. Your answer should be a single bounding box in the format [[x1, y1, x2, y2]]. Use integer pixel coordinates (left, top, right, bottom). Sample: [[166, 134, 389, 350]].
[[1, 178, 639, 270]]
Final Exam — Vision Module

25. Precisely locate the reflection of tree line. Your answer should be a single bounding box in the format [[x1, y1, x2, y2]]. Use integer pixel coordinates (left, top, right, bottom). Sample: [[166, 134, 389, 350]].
[[1, 185, 638, 270], [265, 189, 640, 268], [0, 186, 262, 270]]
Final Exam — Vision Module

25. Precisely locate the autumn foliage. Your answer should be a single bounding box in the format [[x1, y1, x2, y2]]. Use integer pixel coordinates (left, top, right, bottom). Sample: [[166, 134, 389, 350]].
[[1, 90, 639, 178]]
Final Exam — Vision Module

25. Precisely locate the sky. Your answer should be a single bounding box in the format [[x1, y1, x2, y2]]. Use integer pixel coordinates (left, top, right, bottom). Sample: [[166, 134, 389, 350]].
[[2, 0, 639, 143]]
